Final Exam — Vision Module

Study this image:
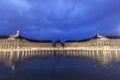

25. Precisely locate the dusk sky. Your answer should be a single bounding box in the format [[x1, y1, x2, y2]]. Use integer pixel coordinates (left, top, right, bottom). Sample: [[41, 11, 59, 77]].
[[0, 0, 120, 41]]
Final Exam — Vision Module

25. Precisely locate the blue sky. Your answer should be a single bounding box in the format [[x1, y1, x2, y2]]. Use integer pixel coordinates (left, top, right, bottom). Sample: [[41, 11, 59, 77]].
[[0, 0, 120, 41]]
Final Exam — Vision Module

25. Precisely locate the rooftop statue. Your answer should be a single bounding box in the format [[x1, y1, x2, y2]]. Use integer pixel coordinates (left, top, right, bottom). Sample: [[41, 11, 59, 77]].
[[8, 30, 20, 40], [11, 30, 20, 38], [96, 31, 108, 40]]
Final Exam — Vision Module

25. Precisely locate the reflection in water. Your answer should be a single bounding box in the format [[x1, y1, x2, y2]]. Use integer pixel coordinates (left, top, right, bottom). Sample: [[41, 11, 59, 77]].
[[0, 50, 54, 70], [64, 50, 120, 65], [0, 50, 120, 80]]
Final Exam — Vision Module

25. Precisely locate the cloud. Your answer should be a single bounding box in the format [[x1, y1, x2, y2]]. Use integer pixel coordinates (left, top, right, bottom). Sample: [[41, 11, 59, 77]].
[[0, 0, 120, 41], [2, 0, 31, 11]]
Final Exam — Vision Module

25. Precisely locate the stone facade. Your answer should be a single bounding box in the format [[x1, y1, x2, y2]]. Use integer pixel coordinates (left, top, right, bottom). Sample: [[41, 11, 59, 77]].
[[0, 31, 120, 51]]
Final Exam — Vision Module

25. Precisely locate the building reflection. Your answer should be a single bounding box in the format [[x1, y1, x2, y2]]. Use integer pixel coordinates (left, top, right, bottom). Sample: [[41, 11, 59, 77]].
[[0, 50, 120, 70], [0, 50, 54, 70], [64, 50, 120, 65]]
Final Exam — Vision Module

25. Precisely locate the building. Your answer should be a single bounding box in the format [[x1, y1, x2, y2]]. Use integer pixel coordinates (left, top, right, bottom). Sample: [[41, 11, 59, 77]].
[[0, 31, 120, 51]]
